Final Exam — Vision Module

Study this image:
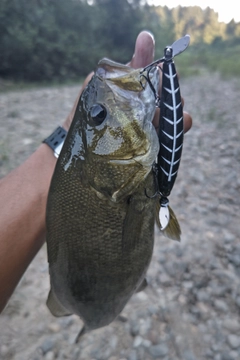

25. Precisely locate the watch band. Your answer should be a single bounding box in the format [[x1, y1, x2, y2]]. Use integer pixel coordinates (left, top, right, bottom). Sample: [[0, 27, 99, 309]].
[[43, 126, 67, 158]]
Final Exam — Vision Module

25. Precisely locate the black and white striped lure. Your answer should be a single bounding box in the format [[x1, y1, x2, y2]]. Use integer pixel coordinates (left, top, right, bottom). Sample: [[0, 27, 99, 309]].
[[141, 35, 190, 235]]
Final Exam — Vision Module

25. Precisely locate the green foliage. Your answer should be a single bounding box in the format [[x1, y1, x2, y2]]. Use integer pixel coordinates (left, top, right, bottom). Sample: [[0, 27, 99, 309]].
[[1, 1, 240, 82]]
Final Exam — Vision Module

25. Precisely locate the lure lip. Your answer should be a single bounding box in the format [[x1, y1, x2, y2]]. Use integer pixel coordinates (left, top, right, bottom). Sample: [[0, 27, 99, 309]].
[[172, 34, 190, 57], [141, 34, 190, 75], [159, 205, 170, 230]]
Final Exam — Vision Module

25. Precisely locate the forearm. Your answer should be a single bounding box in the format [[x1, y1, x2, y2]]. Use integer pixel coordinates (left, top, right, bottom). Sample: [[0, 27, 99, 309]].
[[0, 143, 56, 312]]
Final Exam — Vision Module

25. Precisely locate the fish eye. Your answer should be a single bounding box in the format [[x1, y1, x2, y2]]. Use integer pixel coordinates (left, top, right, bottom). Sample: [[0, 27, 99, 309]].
[[90, 104, 107, 125]]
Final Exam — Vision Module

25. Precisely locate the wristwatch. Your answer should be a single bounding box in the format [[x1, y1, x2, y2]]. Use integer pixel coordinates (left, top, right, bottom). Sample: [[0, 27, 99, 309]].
[[43, 126, 67, 158]]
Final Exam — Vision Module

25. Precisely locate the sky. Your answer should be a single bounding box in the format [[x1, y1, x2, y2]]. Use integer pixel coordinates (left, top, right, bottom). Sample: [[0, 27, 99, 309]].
[[147, 0, 239, 23]]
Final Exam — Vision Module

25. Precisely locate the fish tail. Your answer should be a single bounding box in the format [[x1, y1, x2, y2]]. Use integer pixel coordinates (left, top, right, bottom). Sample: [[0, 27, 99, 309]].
[[47, 289, 72, 317], [156, 202, 181, 241], [75, 325, 87, 343]]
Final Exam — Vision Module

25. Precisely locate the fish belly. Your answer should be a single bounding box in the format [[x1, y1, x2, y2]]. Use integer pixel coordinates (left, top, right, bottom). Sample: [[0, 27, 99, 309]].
[[46, 166, 156, 330]]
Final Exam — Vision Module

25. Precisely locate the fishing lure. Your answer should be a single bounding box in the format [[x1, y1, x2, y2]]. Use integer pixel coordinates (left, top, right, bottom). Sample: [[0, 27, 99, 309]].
[[141, 35, 190, 238]]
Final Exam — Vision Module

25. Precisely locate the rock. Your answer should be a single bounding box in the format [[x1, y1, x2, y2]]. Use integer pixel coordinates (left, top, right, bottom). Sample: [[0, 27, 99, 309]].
[[135, 291, 148, 301], [149, 343, 169, 358], [229, 254, 240, 267], [223, 231, 235, 243], [183, 281, 193, 289], [1, 345, 9, 357], [48, 323, 60, 333], [110, 335, 118, 349], [133, 335, 143, 348], [183, 350, 197, 360], [223, 318, 240, 333], [214, 299, 228, 312], [235, 296, 240, 308], [229, 351, 239, 360], [210, 283, 228, 297], [58, 316, 74, 328], [148, 330, 160, 345], [130, 320, 139, 336], [44, 351, 55, 360], [142, 339, 151, 348], [41, 338, 56, 355], [127, 350, 137, 360], [212, 269, 236, 283], [220, 351, 235, 360], [139, 317, 152, 336], [196, 289, 210, 302], [159, 273, 172, 286], [147, 304, 159, 315], [211, 343, 220, 352], [227, 334, 240, 349]]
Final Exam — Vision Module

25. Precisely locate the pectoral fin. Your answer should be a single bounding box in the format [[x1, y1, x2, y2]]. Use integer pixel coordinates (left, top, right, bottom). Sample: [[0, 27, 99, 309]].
[[137, 278, 148, 292], [75, 325, 87, 343], [47, 289, 72, 317]]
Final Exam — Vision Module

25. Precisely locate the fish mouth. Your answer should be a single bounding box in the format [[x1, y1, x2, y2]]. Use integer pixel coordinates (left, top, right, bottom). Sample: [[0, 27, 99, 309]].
[[108, 144, 155, 168], [107, 147, 148, 163]]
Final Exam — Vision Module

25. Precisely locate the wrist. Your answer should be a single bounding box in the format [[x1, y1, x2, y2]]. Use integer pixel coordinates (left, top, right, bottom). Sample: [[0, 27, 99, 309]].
[[43, 126, 67, 158]]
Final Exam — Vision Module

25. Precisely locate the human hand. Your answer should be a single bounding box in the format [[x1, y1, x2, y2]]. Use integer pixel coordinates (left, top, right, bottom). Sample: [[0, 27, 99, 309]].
[[62, 31, 192, 133]]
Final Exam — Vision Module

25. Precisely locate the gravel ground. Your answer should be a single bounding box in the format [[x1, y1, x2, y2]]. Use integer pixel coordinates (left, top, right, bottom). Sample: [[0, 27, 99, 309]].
[[0, 72, 240, 360]]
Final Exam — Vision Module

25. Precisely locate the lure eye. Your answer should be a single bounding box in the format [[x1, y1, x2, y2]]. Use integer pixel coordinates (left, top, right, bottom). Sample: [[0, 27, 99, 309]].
[[90, 104, 107, 125]]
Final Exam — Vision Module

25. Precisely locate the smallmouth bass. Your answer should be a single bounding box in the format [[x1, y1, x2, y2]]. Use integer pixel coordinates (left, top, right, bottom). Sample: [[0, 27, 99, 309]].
[[46, 58, 180, 337]]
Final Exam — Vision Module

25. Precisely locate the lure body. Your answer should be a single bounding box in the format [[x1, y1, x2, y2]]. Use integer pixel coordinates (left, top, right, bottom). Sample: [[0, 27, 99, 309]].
[[157, 36, 190, 233], [158, 46, 184, 198]]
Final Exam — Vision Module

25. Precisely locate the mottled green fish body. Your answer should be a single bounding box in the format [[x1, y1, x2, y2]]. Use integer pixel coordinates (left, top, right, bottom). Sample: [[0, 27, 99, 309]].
[[46, 59, 160, 332]]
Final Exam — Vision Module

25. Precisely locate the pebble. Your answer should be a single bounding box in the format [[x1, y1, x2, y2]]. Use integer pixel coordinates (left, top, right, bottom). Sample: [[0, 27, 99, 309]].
[[183, 281, 194, 289], [148, 343, 169, 358], [130, 320, 139, 336], [235, 296, 240, 308], [48, 323, 61, 333], [196, 289, 210, 302], [183, 350, 197, 360], [227, 334, 240, 349], [147, 304, 159, 315], [220, 351, 235, 360], [142, 339, 151, 348], [229, 351, 239, 360], [127, 350, 137, 360], [133, 335, 143, 348], [229, 254, 240, 267], [0, 345, 9, 356], [223, 319, 240, 333], [214, 299, 229, 312], [41, 338, 56, 355], [44, 351, 55, 360], [159, 273, 172, 286]]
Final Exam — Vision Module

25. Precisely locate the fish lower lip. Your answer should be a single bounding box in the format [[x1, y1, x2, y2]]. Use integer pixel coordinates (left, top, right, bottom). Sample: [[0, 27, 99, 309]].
[[108, 146, 152, 165], [109, 158, 134, 165]]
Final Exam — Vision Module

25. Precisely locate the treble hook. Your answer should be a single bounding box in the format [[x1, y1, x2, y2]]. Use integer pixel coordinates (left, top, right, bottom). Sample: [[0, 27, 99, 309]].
[[145, 163, 159, 199]]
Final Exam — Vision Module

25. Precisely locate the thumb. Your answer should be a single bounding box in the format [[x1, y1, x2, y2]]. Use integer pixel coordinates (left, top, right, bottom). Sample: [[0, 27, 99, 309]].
[[129, 31, 155, 69]]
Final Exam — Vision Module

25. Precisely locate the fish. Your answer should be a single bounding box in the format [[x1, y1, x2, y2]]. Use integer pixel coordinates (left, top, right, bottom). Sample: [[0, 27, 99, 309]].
[[45, 57, 180, 338]]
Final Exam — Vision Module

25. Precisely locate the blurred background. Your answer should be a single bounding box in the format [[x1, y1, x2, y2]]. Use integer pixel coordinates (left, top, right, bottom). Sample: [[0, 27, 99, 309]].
[[1, 0, 240, 85], [1, 1, 240, 360]]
